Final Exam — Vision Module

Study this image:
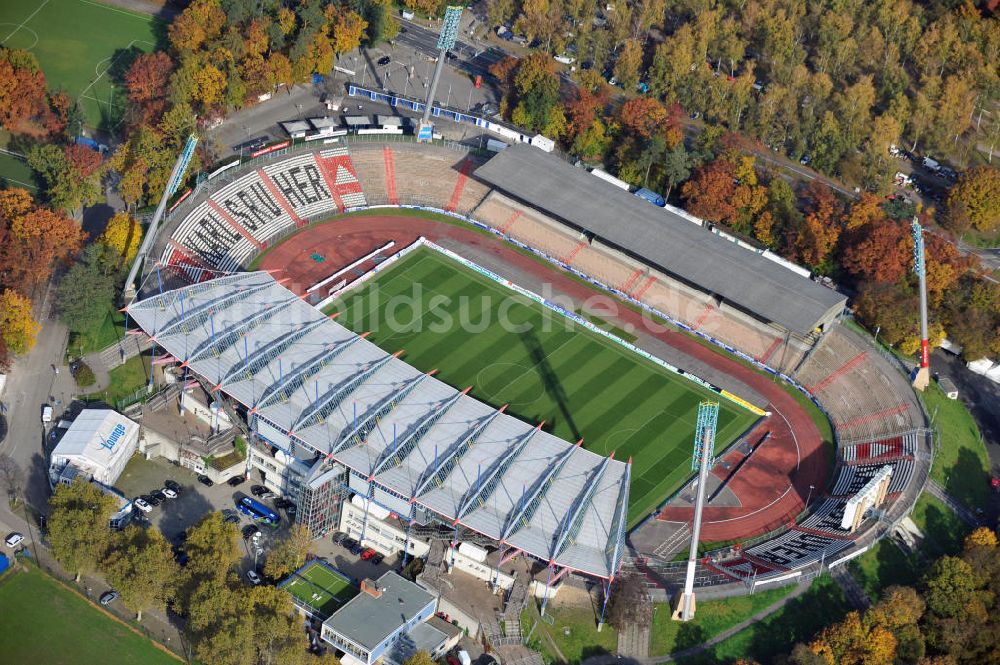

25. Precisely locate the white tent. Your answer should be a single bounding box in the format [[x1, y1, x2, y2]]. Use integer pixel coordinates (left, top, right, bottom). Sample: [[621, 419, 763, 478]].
[[49, 410, 140, 487]]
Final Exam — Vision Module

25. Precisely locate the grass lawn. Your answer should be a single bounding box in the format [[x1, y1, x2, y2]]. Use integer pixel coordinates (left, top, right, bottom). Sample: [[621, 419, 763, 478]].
[[0, 0, 164, 131], [922, 382, 991, 510], [521, 598, 617, 665], [648, 584, 797, 657], [82, 353, 149, 405], [0, 150, 37, 191], [281, 560, 357, 618], [332, 247, 760, 525], [0, 564, 179, 665], [68, 307, 126, 359], [676, 575, 850, 664], [849, 492, 972, 599]]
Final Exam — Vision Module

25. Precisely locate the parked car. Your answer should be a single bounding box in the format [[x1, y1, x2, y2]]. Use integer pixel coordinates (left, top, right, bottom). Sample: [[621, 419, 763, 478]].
[[5, 532, 24, 548], [197, 475, 214, 487], [250, 485, 268, 497], [286, 504, 297, 517], [232, 136, 268, 154], [223, 513, 240, 524], [243, 525, 261, 540], [41, 405, 53, 423], [445, 50, 458, 60], [377, 55, 391, 66], [371, 553, 384, 565], [150, 489, 167, 502], [162, 488, 178, 499], [349, 542, 364, 555], [227, 475, 245, 487], [340, 537, 357, 550], [133, 498, 152, 513], [331, 532, 346, 545], [143, 494, 161, 507], [246, 570, 262, 585], [164, 479, 181, 492], [260, 491, 277, 501], [100, 590, 119, 606]]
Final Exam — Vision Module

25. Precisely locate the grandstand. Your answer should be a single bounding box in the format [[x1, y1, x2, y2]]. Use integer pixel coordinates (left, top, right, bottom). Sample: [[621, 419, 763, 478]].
[[138, 139, 932, 598], [127, 272, 631, 581]]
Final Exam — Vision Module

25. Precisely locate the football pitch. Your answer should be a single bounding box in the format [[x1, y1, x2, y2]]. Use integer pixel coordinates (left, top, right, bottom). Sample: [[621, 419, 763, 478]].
[[332, 247, 760, 525], [282, 561, 358, 618], [0, 0, 163, 130]]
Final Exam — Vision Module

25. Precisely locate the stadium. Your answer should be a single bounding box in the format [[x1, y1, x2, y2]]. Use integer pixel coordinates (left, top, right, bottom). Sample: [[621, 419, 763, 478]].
[[124, 137, 933, 620]]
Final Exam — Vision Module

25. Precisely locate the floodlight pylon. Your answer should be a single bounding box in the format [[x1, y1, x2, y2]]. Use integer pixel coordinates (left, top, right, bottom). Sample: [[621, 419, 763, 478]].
[[911, 217, 930, 390], [673, 400, 719, 621]]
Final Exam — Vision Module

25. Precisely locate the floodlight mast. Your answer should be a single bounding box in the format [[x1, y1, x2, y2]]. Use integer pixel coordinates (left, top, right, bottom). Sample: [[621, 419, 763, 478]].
[[911, 217, 930, 391], [122, 134, 199, 303], [417, 6, 463, 141], [674, 400, 719, 622]]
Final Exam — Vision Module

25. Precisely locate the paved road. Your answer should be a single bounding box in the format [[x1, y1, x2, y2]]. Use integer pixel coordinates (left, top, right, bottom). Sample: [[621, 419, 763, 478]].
[[1, 279, 77, 512], [829, 564, 870, 611]]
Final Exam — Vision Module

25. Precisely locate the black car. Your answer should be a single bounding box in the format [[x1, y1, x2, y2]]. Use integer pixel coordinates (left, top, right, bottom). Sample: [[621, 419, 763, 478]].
[[144, 493, 162, 507], [250, 485, 268, 497], [331, 532, 346, 545], [198, 475, 214, 487], [227, 475, 246, 487], [341, 537, 357, 550], [232, 136, 268, 153], [223, 513, 240, 524], [164, 479, 181, 492], [100, 590, 119, 606], [445, 51, 458, 60], [150, 488, 167, 501], [243, 524, 261, 540], [377, 55, 391, 66], [371, 553, 384, 565]]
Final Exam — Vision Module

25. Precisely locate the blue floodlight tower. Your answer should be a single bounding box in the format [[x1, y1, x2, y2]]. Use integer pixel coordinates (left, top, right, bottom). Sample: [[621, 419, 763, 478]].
[[911, 217, 931, 390], [417, 6, 464, 142], [674, 400, 719, 621]]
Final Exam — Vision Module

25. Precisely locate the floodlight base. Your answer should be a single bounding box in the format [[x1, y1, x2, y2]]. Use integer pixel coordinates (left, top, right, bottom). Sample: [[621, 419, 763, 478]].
[[671, 592, 696, 621], [417, 121, 435, 143], [912, 366, 930, 391]]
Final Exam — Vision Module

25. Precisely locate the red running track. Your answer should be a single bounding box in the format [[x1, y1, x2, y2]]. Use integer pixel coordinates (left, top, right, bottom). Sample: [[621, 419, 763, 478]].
[[259, 215, 828, 542]]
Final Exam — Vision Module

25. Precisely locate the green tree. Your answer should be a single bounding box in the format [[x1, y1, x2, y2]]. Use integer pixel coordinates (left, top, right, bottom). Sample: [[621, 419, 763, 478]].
[[945, 166, 1000, 233], [263, 523, 312, 580], [403, 651, 437, 665], [104, 526, 178, 621], [47, 479, 117, 581], [56, 245, 117, 336]]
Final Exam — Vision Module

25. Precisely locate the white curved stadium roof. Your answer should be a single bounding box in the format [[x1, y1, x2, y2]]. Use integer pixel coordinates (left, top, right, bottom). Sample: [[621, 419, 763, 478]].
[[127, 272, 631, 579]]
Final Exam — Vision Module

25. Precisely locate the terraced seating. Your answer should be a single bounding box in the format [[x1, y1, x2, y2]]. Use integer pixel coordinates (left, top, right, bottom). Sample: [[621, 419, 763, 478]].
[[746, 529, 851, 569], [264, 153, 339, 218], [166, 201, 255, 272], [841, 433, 916, 463], [208, 170, 295, 244], [391, 146, 468, 207], [349, 146, 389, 203], [830, 458, 913, 496], [318, 148, 367, 209], [709, 556, 776, 580], [796, 499, 851, 537]]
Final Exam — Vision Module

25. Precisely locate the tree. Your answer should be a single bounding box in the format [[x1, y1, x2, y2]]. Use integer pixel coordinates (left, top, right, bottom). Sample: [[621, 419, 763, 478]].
[[964, 527, 998, 550], [841, 218, 910, 284], [104, 526, 178, 621], [56, 245, 117, 336], [613, 39, 643, 92], [605, 572, 652, 630], [47, 479, 118, 581], [796, 182, 841, 270], [263, 524, 312, 579], [681, 158, 737, 223], [0, 47, 51, 134], [332, 10, 367, 55], [124, 52, 173, 124], [662, 143, 692, 200], [27, 143, 104, 213], [923, 556, 977, 620], [0, 453, 22, 504], [169, 0, 226, 53], [192, 63, 227, 109], [99, 212, 143, 264], [403, 651, 437, 665], [945, 166, 1000, 233], [0, 289, 39, 356]]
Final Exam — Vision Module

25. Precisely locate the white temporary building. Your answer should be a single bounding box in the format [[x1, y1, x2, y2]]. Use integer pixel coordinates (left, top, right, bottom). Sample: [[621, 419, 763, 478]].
[[49, 409, 140, 487]]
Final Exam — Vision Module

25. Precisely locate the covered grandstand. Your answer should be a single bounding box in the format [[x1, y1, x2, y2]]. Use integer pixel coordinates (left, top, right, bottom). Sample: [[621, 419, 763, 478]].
[[474, 144, 847, 337], [126, 272, 631, 580]]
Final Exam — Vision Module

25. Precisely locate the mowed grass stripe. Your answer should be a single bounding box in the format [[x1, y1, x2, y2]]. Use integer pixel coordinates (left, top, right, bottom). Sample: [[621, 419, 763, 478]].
[[333, 247, 759, 524]]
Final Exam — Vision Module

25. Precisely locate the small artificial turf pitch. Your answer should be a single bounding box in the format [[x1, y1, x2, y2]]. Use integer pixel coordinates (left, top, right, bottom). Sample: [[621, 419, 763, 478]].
[[0, 564, 179, 665], [0, 0, 163, 130], [331, 247, 759, 526], [282, 561, 358, 618]]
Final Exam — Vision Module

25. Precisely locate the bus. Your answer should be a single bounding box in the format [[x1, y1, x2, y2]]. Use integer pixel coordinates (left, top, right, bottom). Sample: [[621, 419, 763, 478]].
[[237, 496, 280, 526]]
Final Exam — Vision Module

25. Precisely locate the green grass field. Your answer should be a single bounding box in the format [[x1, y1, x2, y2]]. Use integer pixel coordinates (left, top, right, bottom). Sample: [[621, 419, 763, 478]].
[[0, 0, 163, 130], [332, 247, 760, 525], [922, 382, 992, 511], [0, 564, 179, 665], [282, 561, 357, 618], [0, 150, 37, 191]]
